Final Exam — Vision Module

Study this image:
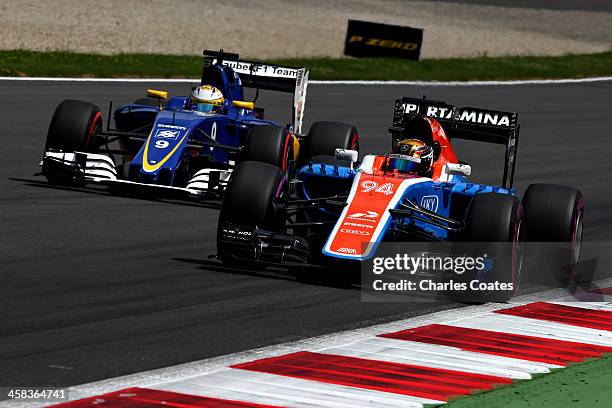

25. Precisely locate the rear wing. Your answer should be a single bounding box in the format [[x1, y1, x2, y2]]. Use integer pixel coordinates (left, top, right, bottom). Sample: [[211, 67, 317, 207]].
[[202, 50, 309, 133], [389, 97, 520, 189]]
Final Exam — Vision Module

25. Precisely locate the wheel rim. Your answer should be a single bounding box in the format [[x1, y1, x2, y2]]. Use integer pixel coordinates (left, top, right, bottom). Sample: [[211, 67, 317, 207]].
[[85, 111, 102, 151], [350, 131, 359, 151], [572, 210, 583, 264], [511, 209, 525, 292], [281, 134, 292, 171]]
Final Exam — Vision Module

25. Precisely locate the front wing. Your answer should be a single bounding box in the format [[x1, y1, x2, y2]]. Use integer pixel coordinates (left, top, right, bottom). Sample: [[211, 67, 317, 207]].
[[41, 151, 232, 199]]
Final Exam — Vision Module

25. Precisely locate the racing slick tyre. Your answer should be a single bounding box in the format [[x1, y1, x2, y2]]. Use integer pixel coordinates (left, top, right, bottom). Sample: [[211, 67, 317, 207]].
[[46, 99, 102, 152], [522, 184, 584, 288], [302, 121, 359, 163], [456, 193, 524, 303], [44, 99, 103, 185], [242, 125, 293, 171], [217, 161, 286, 266]]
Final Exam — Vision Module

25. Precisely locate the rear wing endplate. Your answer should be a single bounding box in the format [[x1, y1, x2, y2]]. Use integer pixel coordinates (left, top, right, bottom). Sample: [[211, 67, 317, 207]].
[[202, 50, 309, 133], [389, 97, 520, 189]]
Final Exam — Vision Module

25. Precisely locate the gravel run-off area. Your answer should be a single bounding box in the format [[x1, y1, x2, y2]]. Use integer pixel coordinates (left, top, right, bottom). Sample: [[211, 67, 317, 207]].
[[1, 0, 611, 59]]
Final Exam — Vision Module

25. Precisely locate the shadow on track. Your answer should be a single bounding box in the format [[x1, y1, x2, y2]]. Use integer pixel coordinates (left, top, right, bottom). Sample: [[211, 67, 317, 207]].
[[173, 257, 360, 289]]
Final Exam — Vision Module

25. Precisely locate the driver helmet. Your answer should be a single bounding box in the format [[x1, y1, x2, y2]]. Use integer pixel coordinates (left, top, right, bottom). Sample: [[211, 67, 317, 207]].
[[391, 138, 434, 176], [191, 85, 224, 113]]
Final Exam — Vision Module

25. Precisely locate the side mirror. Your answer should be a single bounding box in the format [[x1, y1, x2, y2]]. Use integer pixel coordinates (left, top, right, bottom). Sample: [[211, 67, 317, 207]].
[[232, 100, 255, 110], [335, 148, 359, 169], [445, 162, 471, 177], [146, 89, 168, 100]]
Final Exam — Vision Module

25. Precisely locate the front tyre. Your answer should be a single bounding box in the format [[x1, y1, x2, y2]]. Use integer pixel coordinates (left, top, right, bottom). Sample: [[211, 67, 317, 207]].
[[45, 100, 102, 152], [44, 100, 102, 185], [217, 161, 286, 265]]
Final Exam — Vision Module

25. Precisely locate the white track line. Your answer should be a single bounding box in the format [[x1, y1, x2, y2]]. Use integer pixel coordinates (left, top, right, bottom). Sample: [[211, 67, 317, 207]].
[[1, 77, 612, 86]]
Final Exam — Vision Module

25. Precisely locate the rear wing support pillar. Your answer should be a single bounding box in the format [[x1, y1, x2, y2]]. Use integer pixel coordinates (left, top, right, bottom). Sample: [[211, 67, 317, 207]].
[[502, 124, 519, 189]]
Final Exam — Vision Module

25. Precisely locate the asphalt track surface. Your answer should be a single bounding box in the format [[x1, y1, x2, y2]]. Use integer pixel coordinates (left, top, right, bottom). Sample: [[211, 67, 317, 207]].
[[1, 79, 611, 387]]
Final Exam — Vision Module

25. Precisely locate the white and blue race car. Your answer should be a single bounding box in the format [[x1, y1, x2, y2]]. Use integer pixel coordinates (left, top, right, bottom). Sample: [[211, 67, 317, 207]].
[[217, 97, 584, 300]]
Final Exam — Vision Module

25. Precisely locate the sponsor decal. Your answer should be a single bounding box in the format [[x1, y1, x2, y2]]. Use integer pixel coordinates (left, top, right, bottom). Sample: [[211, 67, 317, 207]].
[[154, 129, 181, 140], [344, 19, 423, 60], [210, 59, 299, 79], [340, 229, 370, 236], [337, 247, 357, 254], [402, 103, 511, 127], [420, 195, 439, 212], [158, 124, 187, 130], [403, 103, 454, 120], [348, 210, 379, 222], [344, 222, 374, 229], [457, 110, 510, 127]]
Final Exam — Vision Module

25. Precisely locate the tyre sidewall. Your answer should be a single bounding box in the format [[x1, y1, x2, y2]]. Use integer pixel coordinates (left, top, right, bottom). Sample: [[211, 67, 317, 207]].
[[461, 193, 524, 302], [303, 121, 359, 162], [219, 161, 285, 228], [46, 99, 101, 152], [522, 183, 584, 287], [217, 161, 285, 264], [242, 125, 292, 170]]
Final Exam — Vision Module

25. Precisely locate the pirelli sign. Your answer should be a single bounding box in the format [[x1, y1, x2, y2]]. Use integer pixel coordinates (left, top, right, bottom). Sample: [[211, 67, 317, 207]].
[[344, 20, 423, 60]]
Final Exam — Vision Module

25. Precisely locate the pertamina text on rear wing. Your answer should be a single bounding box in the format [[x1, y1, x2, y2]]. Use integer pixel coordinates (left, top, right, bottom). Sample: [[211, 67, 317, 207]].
[[389, 97, 519, 188]]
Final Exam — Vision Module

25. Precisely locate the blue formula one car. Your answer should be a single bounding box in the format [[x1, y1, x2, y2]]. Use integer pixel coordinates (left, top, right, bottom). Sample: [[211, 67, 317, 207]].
[[217, 97, 584, 299], [40, 50, 359, 199]]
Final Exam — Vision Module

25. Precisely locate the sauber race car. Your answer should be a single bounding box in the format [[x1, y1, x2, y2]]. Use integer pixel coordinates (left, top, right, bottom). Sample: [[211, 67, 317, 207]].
[[217, 97, 584, 299], [40, 50, 359, 198]]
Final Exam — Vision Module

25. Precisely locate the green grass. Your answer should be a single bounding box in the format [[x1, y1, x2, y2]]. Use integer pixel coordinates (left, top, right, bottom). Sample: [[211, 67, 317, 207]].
[[441, 354, 612, 408], [1, 49, 612, 81]]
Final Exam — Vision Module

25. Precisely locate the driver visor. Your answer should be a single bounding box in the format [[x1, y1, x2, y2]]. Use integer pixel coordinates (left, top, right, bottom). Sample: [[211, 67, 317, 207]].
[[196, 102, 215, 113], [387, 156, 420, 173]]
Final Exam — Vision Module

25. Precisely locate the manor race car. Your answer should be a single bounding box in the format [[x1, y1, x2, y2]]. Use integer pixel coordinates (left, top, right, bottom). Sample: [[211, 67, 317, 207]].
[[40, 50, 359, 199], [217, 97, 584, 301]]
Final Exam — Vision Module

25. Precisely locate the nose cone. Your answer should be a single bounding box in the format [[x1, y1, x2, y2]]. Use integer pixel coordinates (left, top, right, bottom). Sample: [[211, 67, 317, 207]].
[[130, 123, 190, 185]]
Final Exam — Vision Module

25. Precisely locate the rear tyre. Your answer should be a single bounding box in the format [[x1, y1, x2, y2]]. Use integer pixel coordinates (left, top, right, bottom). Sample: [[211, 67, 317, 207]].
[[44, 100, 102, 185], [242, 125, 293, 170], [303, 121, 359, 162], [217, 161, 286, 265], [459, 193, 524, 303], [522, 184, 584, 287]]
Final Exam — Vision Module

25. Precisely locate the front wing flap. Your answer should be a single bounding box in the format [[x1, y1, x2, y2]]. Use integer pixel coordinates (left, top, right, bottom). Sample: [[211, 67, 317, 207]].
[[41, 151, 228, 200]]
